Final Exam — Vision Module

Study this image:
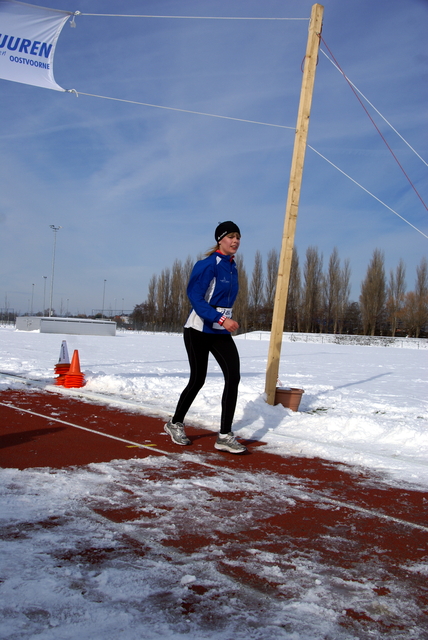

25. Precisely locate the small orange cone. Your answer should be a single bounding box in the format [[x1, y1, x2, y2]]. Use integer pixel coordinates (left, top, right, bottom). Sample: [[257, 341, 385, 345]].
[[54, 340, 70, 386], [64, 350, 85, 388]]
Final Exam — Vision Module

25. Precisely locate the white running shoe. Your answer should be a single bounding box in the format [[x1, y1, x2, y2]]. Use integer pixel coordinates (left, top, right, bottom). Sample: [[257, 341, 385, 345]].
[[214, 432, 247, 454], [164, 420, 191, 446]]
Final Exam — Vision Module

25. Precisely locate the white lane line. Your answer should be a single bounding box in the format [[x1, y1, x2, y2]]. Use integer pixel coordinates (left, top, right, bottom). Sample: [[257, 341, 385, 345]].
[[2, 400, 427, 534], [0, 401, 171, 455], [288, 487, 428, 533], [3, 371, 426, 475]]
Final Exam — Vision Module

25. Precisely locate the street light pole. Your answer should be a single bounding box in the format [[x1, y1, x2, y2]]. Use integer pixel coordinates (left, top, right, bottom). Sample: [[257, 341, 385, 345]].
[[102, 279, 106, 318], [43, 276, 47, 316], [49, 225, 61, 317]]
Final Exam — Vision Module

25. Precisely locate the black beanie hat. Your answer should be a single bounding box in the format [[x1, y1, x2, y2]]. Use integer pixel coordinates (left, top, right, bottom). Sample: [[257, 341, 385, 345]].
[[215, 221, 241, 243]]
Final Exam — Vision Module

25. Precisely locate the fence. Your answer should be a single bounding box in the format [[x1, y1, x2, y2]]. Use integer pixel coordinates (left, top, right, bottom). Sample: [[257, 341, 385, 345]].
[[237, 331, 428, 350]]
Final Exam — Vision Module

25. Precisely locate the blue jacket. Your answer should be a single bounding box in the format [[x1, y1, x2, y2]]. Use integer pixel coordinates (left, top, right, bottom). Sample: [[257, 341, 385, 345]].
[[184, 252, 239, 334]]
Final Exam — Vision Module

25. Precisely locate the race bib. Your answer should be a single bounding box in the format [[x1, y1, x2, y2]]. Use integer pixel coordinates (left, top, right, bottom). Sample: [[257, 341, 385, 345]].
[[216, 307, 232, 318], [212, 307, 233, 330]]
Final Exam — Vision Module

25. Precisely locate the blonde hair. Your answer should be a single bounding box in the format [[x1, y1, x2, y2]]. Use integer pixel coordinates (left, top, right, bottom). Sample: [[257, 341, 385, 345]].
[[205, 243, 220, 257]]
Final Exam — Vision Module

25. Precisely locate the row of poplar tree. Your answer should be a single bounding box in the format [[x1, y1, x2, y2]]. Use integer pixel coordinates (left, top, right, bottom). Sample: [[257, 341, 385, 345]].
[[131, 247, 428, 338]]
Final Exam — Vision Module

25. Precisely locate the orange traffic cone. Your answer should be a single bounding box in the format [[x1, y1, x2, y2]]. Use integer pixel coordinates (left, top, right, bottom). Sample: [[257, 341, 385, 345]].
[[64, 350, 85, 388], [54, 340, 70, 386]]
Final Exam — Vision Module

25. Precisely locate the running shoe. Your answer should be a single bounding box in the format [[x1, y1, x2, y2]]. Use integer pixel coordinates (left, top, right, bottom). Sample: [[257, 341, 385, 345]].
[[214, 432, 247, 454], [164, 420, 191, 446]]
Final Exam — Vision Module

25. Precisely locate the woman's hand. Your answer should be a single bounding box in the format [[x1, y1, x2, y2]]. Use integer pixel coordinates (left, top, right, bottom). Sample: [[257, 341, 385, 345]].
[[222, 318, 240, 333]]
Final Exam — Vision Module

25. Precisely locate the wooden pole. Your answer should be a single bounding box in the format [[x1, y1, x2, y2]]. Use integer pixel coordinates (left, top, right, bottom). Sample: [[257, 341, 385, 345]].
[[265, 3, 324, 405]]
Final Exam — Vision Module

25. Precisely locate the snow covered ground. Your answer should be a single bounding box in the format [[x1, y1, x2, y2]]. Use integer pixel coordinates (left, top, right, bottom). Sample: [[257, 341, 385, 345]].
[[1, 326, 427, 487], [0, 326, 427, 640]]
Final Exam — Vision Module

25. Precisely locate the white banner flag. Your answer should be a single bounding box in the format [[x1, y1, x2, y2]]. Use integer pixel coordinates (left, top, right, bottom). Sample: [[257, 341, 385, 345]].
[[0, 0, 71, 91]]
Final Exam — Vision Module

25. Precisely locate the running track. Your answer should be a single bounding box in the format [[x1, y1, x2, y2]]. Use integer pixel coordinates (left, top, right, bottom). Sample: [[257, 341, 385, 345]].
[[0, 388, 427, 638]]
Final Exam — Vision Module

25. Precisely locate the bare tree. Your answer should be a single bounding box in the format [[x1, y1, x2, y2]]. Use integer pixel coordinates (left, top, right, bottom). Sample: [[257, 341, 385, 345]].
[[285, 248, 301, 332], [402, 292, 418, 337], [131, 303, 144, 329], [234, 254, 249, 334], [146, 274, 157, 330], [386, 259, 406, 336], [359, 249, 386, 335], [342, 300, 362, 335], [324, 247, 341, 333], [265, 248, 279, 309], [414, 257, 428, 337], [168, 259, 183, 331], [156, 268, 171, 329], [337, 258, 351, 334], [249, 250, 264, 330], [180, 256, 193, 326], [302, 246, 323, 332], [260, 248, 279, 331]]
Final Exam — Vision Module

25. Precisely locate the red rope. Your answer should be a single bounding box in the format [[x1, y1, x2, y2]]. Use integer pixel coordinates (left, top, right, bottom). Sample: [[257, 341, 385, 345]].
[[320, 36, 428, 212]]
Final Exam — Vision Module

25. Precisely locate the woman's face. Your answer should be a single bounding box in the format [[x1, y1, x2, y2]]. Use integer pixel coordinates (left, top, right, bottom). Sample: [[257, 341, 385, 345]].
[[218, 232, 240, 256]]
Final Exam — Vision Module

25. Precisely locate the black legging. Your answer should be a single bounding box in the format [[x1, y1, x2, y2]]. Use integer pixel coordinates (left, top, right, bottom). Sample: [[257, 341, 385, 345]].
[[172, 328, 240, 434]]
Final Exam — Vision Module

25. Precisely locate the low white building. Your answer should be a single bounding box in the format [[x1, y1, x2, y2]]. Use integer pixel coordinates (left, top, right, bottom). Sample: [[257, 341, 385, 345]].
[[16, 316, 116, 336]]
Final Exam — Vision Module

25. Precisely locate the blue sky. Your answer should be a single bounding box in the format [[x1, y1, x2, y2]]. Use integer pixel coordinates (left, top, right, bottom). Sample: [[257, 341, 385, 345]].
[[1, 0, 427, 316]]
